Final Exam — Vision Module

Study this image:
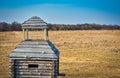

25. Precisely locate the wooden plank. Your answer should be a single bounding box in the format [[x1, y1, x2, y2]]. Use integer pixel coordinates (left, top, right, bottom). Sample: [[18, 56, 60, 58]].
[[15, 61, 58, 65], [14, 63, 54, 66], [11, 53, 55, 57], [15, 73, 57, 76], [13, 48, 56, 53], [15, 63, 56, 67], [12, 51, 55, 54], [15, 60, 53, 63], [12, 64, 55, 68], [13, 50, 55, 53], [15, 71, 53, 75], [16, 75, 52, 78], [20, 41, 49, 45], [10, 68, 57, 72], [10, 53, 57, 58], [9, 58, 58, 60], [14, 66, 53, 69], [14, 68, 54, 71], [13, 70, 57, 73], [17, 44, 52, 48]]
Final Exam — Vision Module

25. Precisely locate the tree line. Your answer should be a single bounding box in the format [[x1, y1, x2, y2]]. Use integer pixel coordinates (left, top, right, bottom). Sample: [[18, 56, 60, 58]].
[[0, 22, 120, 31], [0, 22, 21, 31], [49, 24, 120, 30]]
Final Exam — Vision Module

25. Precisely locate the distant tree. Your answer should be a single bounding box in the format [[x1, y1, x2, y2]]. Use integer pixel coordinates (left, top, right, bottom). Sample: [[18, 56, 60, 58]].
[[11, 22, 22, 31], [0, 22, 10, 31], [0, 23, 3, 31]]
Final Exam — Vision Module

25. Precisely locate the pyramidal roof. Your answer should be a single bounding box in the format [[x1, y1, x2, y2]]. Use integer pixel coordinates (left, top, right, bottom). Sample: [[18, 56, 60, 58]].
[[22, 16, 48, 29]]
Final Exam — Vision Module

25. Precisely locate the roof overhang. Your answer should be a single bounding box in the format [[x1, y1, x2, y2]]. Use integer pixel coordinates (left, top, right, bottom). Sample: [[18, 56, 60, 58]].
[[22, 16, 48, 29]]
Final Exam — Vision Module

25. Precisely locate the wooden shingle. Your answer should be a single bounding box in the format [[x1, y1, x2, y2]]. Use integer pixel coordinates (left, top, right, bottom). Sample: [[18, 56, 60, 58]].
[[22, 16, 48, 29], [9, 40, 59, 60]]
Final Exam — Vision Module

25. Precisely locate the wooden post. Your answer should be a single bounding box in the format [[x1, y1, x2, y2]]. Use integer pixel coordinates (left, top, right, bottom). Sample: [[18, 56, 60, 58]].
[[26, 29, 28, 40], [23, 29, 25, 40], [44, 28, 48, 40], [58, 57, 59, 75]]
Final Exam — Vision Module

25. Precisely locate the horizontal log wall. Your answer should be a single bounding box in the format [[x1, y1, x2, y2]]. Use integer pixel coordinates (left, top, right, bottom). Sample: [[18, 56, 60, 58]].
[[9, 59, 58, 78]]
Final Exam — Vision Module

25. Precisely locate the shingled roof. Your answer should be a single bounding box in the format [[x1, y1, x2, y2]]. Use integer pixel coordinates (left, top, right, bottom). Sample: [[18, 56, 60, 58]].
[[9, 40, 59, 60], [22, 16, 48, 29]]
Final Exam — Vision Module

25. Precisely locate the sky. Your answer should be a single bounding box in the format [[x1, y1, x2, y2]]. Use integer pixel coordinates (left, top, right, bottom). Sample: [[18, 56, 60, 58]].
[[0, 0, 120, 25]]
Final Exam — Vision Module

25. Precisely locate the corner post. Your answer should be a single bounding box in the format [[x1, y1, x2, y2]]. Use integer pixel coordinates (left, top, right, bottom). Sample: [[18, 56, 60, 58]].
[[23, 29, 25, 40], [44, 28, 48, 40], [26, 29, 29, 40]]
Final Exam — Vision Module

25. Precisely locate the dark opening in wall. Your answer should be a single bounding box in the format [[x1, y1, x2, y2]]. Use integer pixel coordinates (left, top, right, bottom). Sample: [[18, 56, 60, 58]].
[[28, 64, 38, 68]]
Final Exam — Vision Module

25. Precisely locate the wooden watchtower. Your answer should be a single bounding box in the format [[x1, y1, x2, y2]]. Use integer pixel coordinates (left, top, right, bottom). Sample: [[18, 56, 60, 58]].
[[22, 16, 49, 40], [9, 16, 62, 78]]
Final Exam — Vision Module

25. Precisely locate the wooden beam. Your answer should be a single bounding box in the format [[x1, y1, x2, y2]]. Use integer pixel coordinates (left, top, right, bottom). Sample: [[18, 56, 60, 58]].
[[23, 29, 25, 40], [58, 57, 59, 74], [26, 29, 28, 40], [44, 29, 49, 40]]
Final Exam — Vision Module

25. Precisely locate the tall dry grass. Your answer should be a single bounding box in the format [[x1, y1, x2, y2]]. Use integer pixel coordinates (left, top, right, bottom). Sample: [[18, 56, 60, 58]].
[[0, 30, 120, 78]]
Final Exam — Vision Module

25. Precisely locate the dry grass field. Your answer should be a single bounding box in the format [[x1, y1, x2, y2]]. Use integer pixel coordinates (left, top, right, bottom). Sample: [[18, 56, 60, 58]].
[[0, 30, 120, 78]]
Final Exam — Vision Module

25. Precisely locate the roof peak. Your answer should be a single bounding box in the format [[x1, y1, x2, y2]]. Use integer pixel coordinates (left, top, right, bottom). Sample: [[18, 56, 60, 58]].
[[30, 16, 41, 19], [22, 16, 48, 29]]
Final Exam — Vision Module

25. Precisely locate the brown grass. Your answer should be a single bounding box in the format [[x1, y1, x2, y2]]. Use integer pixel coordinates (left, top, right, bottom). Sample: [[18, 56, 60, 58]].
[[0, 30, 120, 78]]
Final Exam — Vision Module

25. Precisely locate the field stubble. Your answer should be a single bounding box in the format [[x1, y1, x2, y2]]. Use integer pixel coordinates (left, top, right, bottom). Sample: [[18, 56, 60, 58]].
[[0, 30, 120, 78]]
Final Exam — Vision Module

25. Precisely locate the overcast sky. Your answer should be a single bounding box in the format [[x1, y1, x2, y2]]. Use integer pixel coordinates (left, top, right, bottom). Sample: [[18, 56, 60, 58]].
[[0, 0, 120, 25]]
